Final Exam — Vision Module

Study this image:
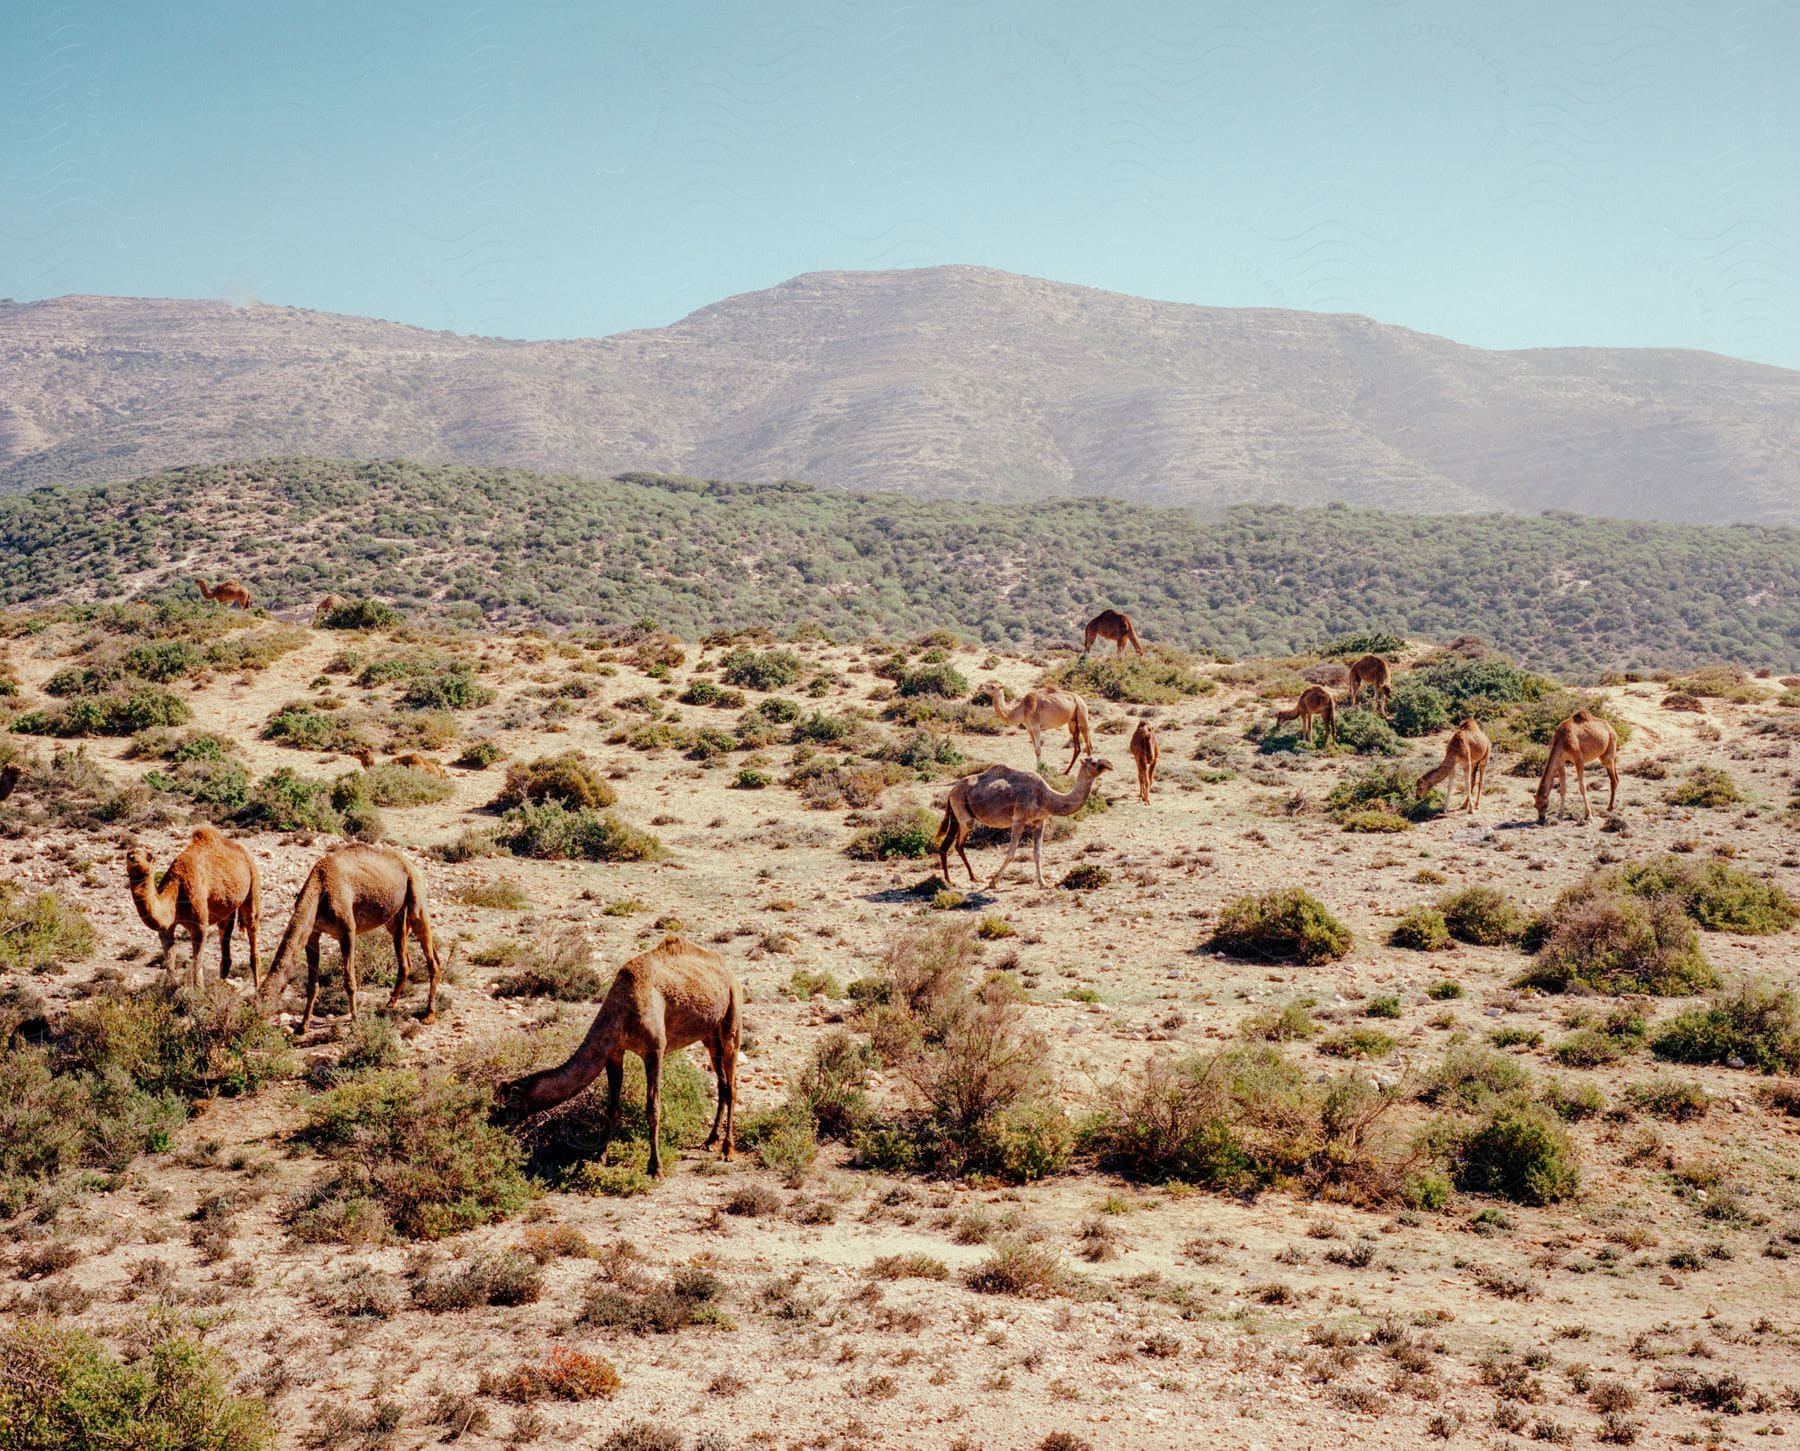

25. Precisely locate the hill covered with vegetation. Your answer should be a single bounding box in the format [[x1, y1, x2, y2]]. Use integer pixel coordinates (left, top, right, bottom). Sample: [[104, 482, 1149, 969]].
[[2, 457, 1794, 675]]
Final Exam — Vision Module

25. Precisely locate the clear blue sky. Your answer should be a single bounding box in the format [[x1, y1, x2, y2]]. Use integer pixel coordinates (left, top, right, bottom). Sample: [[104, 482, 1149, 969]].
[[5, 0, 1798, 367]]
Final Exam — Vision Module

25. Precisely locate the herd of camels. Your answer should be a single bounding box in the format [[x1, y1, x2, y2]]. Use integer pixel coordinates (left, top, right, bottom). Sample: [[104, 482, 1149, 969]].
[[105, 599, 1622, 1176]]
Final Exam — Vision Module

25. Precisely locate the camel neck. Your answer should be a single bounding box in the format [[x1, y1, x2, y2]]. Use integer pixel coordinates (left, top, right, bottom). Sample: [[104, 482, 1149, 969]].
[[128, 870, 177, 932]]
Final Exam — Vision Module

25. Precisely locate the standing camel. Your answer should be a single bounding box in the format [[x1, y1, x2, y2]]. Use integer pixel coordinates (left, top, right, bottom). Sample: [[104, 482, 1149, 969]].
[[258, 844, 444, 1032], [1534, 710, 1619, 824], [1083, 608, 1145, 658], [1416, 719, 1491, 814], [983, 682, 1093, 772], [195, 578, 253, 610], [0, 762, 21, 802], [1273, 685, 1337, 748], [125, 827, 261, 988], [1347, 654, 1392, 714], [936, 756, 1113, 890], [493, 936, 741, 1178], [1129, 720, 1159, 803]]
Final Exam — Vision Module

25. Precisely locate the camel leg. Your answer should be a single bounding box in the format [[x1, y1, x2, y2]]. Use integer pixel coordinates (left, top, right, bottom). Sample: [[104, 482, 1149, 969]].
[[1575, 763, 1594, 823], [987, 822, 1027, 890], [1063, 726, 1081, 776], [413, 910, 441, 1023], [1473, 758, 1486, 811], [1031, 822, 1046, 890], [299, 937, 322, 1034], [594, 1057, 625, 1164], [339, 926, 358, 1022], [186, 924, 205, 991], [954, 814, 977, 886], [1028, 723, 1043, 765], [1604, 749, 1619, 814], [218, 913, 235, 981], [703, 1029, 737, 1158], [643, 1046, 666, 1177], [386, 915, 410, 1011], [244, 892, 260, 993]]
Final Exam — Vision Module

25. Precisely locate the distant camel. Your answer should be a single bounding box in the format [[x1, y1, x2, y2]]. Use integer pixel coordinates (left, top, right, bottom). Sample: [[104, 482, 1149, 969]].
[[494, 935, 741, 1178], [1416, 718, 1490, 814], [195, 578, 253, 610], [259, 844, 444, 1032], [1347, 654, 1392, 714], [936, 756, 1113, 890], [1274, 685, 1337, 748], [1534, 710, 1619, 824], [984, 681, 1093, 772], [314, 593, 347, 619], [1129, 720, 1159, 803], [125, 826, 261, 989], [391, 752, 448, 778], [0, 762, 21, 802], [1083, 608, 1145, 658]]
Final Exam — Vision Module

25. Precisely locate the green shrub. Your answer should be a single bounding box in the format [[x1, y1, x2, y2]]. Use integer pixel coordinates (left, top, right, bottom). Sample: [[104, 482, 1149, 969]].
[[319, 598, 402, 630], [846, 804, 938, 861], [1410, 655, 1545, 715], [1542, 1077, 1607, 1121], [1058, 864, 1111, 891], [1240, 998, 1318, 1043], [0, 1317, 274, 1451], [1425, 979, 1464, 1000], [13, 687, 192, 737], [792, 1032, 876, 1139], [359, 762, 455, 808], [491, 751, 616, 810], [1319, 630, 1407, 658], [455, 738, 502, 769], [1365, 994, 1402, 1019], [963, 1241, 1073, 1297], [1390, 682, 1453, 737], [735, 768, 771, 789], [260, 700, 373, 756], [143, 755, 253, 814], [1333, 709, 1401, 756], [1041, 648, 1213, 704], [291, 1069, 532, 1241], [677, 679, 745, 709], [403, 662, 494, 710], [1650, 980, 1800, 1073], [1551, 1030, 1628, 1068], [1390, 907, 1452, 952], [1439, 886, 1528, 946], [1421, 1045, 1529, 1109], [1445, 1100, 1581, 1205], [1517, 889, 1714, 996], [412, 1250, 544, 1311], [0, 882, 96, 974], [897, 662, 970, 698], [1318, 1028, 1397, 1059], [499, 802, 666, 862], [791, 709, 856, 743], [755, 695, 802, 723], [1626, 1076, 1710, 1121], [1325, 762, 1433, 823], [492, 935, 607, 1001], [1610, 856, 1797, 934], [720, 647, 803, 691], [237, 768, 383, 839], [578, 1260, 729, 1334], [750, 1102, 819, 1185], [1666, 767, 1743, 809], [1339, 808, 1411, 833], [1208, 889, 1351, 964]]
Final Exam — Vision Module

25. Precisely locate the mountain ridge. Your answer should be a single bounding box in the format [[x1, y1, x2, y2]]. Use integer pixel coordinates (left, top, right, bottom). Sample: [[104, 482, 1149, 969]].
[[4, 266, 1799, 523]]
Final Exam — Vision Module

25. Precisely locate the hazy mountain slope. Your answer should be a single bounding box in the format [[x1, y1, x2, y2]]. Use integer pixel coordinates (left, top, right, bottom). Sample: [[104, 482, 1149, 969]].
[[4, 268, 1799, 523], [3, 457, 1795, 675]]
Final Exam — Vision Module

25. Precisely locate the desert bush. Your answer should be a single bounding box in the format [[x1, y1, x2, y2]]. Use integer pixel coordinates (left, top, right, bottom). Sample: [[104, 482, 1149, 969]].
[[358, 762, 454, 808], [142, 754, 253, 814], [1390, 906, 1452, 951], [1608, 856, 1796, 934], [1338, 808, 1411, 833], [412, 1250, 544, 1311], [790, 709, 858, 744], [1390, 682, 1453, 737], [454, 738, 502, 768], [489, 1347, 620, 1403], [290, 1069, 532, 1241], [1319, 1028, 1397, 1059], [793, 1032, 876, 1139], [1439, 886, 1527, 946], [1240, 997, 1318, 1042], [237, 768, 383, 839], [845, 802, 938, 860], [1442, 1100, 1581, 1205], [897, 662, 970, 698], [499, 801, 665, 862], [1207, 888, 1351, 964], [491, 932, 607, 1001], [490, 750, 615, 810], [1666, 767, 1743, 809], [677, 679, 745, 709], [319, 598, 402, 630], [260, 700, 373, 756], [0, 882, 96, 974], [1041, 648, 1213, 704], [1517, 889, 1714, 996], [720, 647, 803, 691], [1059, 863, 1111, 891], [1319, 629, 1407, 658], [451, 876, 529, 910], [0, 1317, 273, 1450], [14, 686, 192, 737], [1420, 1046, 1529, 1109], [1333, 708, 1401, 756], [1542, 1077, 1608, 1121], [1409, 655, 1546, 715], [514, 1052, 714, 1188], [1626, 1076, 1710, 1121], [1325, 762, 1432, 823], [964, 1241, 1072, 1297], [1651, 979, 1800, 1073], [401, 662, 493, 711], [578, 1257, 729, 1334]]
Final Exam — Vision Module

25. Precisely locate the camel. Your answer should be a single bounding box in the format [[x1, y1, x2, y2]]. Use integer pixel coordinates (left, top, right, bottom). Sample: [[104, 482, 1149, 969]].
[[314, 593, 347, 619], [1347, 654, 1392, 714], [391, 752, 448, 778], [1534, 709, 1619, 825], [194, 578, 253, 610], [1273, 685, 1337, 748], [0, 762, 21, 802], [983, 682, 1094, 773], [1416, 718, 1491, 814], [258, 844, 444, 1032], [493, 935, 741, 1178], [1129, 720, 1159, 803], [125, 826, 261, 989], [936, 756, 1113, 890], [1082, 608, 1145, 658]]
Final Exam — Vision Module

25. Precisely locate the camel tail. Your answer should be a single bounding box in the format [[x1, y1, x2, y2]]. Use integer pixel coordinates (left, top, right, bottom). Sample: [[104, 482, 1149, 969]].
[[1322, 693, 1337, 741], [261, 864, 324, 1006], [1126, 621, 1145, 657]]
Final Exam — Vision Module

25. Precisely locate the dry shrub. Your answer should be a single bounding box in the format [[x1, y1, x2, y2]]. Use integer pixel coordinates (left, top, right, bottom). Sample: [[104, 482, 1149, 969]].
[[488, 1347, 620, 1403], [1518, 888, 1714, 997], [411, 1250, 543, 1311]]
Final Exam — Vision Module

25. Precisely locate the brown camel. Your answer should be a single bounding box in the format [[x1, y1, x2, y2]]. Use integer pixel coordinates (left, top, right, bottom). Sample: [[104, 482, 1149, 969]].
[[391, 752, 448, 778], [1129, 720, 1159, 803], [1274, 685, 1337, 748], [195, 577, 253, 610], [984, 681, 1094, 772], [1416, 718, 1491, 814], [259, 844, 443, 1032], [493, 935, 741, 1178], [1534, 710, 1619, 824], [1082, 608, 1145, 658], [1347, 654, 1392, 714], [125, 826, 261, 989], [0, 762, 21, 802], [314, 593, 347, 619], [936, 756, 1113, 890]]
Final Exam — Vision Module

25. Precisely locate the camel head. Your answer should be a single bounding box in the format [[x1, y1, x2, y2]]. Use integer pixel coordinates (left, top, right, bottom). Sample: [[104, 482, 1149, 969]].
[[1532, 776, 1552, 824], [1077, 756, 1113, 780], [488, 1073, 539, 1128], [123, 844, 155, 882]]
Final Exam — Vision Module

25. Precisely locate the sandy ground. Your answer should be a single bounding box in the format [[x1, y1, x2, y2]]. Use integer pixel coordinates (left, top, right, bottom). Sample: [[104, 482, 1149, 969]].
[[3, 619, 1798, 1450]]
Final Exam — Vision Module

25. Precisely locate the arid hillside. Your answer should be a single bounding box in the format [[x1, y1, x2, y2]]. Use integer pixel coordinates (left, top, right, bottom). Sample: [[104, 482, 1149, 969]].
[[2, 600, 1798, 1449], [6, 267, 1800, 523]]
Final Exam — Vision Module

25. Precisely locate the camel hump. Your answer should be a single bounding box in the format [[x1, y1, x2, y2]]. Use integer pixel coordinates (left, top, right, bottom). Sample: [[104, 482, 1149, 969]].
[[189, 824, 226, 843], [1571, 708, 1592, 721], [1459, 717, 1477, 729]]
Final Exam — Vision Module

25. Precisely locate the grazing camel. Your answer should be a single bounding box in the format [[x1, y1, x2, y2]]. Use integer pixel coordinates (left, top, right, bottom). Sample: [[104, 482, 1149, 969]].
[[1129, 720, 1159, 803], [314, 593, 347, 619], [1534, 710, 1619, 825], [1416, 718, 1491, 814], [259, 844, 444, 1032], [1082, 608, 1145, 658], [936, 756, 1113, 890], [195, 577, 253, 610], [1347, 654, 1392, 714], [984, 682, 1093, 772], [0, 762, 21, 802], [390, 752, 448, 777], [493, 936, 741, 1178], [125, 827, 261, 989], [1274, 685, 1337, 748]]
